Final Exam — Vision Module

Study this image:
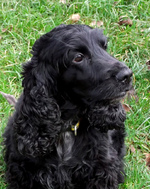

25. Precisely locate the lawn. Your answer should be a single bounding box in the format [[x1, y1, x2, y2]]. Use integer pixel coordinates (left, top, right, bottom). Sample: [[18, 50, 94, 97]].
[[0, 0, 150, 188]]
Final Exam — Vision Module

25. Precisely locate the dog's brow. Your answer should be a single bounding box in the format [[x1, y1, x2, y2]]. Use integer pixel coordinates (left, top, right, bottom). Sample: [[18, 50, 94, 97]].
[[53, 37, 74, 49]]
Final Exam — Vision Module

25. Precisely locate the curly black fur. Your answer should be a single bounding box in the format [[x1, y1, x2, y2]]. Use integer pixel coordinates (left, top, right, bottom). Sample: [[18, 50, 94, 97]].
[[3, 24, 132, 189]]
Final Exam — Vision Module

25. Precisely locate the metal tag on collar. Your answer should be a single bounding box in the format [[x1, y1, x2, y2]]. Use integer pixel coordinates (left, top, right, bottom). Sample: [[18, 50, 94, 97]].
[[74, 125, 77, 136], [71, 121, 79, 136]]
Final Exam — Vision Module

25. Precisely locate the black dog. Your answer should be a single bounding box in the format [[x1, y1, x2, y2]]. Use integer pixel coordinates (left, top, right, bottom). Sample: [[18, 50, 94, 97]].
[[3, 24, 132, 189]]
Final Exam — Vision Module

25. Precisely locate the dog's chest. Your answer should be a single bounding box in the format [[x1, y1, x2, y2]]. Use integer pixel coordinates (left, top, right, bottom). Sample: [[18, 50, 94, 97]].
[[56, 131, 75, 161]]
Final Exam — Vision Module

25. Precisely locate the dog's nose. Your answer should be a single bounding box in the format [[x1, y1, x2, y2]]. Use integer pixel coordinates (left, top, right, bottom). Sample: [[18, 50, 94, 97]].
[[116, 67, 132, 84]]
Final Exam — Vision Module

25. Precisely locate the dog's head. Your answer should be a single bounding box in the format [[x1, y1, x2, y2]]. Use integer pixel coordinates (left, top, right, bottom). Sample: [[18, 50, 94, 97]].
[[22, 24, 132, 106]]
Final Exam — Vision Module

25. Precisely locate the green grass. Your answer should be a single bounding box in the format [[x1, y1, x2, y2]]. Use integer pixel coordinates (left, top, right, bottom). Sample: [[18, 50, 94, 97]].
[[0, 0, 150, 188]]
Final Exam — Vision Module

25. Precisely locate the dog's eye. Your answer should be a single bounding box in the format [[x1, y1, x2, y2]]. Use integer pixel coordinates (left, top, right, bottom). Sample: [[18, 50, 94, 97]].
[[73, 54, 84, 63]]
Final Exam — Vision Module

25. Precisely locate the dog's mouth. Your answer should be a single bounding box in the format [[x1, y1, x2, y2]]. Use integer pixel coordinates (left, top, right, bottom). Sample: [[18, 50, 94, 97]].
[[109, 83, 133, 103], [109, 92, 127, 103]]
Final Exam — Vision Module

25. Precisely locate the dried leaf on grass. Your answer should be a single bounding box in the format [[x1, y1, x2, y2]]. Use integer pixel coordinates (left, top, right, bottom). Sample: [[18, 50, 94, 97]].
[[59, 0, 66, 4], [122, 88, 138, 112], [2, 25, 13, 33], [122, 103, 131, 112], [70, 14, 80, 23], [114, 1, 118, 5], [118, 17, 133, 26], [145, 153, 150, 169], [90, 20, 103, 27], [129, 145, 136, 153], [0, 91, 17, 106]]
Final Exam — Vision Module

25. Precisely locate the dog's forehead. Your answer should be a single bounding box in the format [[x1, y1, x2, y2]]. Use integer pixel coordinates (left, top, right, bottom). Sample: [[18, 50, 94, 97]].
[[72, 28, 107, 51], [52, 25, 106, 43], [58, 26, 107, 49], [69, 26, 106, 42]]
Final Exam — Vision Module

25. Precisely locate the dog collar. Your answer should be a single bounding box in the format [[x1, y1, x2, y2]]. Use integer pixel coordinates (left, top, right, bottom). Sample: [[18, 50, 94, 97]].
[[71, 121, 80, 136]]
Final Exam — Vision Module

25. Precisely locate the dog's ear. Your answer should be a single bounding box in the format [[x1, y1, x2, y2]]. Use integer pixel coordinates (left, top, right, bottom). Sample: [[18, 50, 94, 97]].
[[13, 29, 67, 157], [22, 37, 58, 95], [22, 24, 68, 95]]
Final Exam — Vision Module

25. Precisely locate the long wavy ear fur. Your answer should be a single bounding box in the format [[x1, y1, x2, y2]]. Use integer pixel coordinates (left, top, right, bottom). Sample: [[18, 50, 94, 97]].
[[22, 24, 68, 94], [7, 26, 68, 158], [22, 37, 58, 95]]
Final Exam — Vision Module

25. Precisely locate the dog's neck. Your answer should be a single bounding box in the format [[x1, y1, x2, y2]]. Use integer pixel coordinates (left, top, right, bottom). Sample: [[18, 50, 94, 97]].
[[59, 100, 86, 121], [54, 91, 86, 121]]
